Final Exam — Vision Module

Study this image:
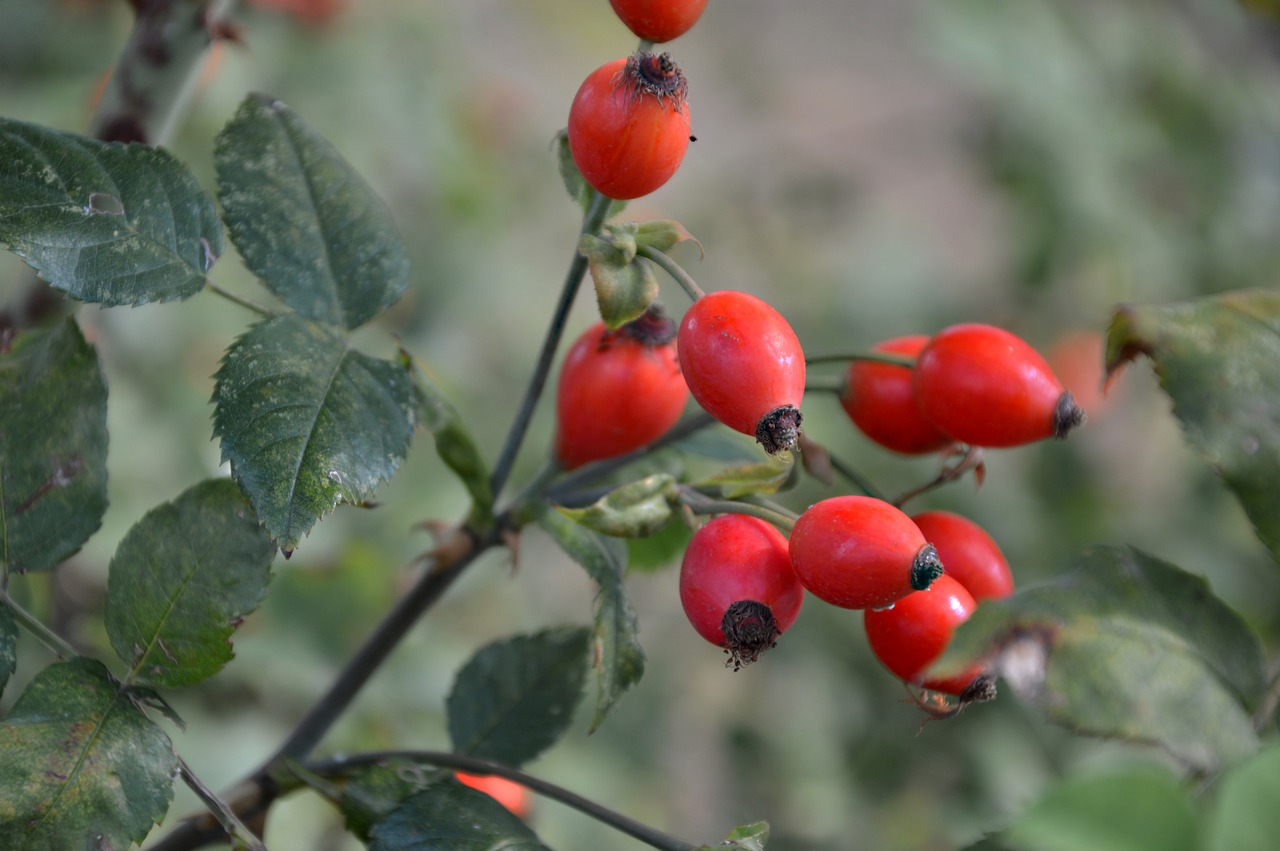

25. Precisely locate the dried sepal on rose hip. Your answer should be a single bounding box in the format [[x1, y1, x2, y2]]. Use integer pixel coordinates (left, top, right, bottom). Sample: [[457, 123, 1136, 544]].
[[909, 510, 1013, 602], [913, 323, 1086, 448], [609, 0, 709, 43], [567, 51, 691, 201], [677, 290, 805, 454], [679, 514, 804, 670], [553, 304, 688, 470], [788, 495, 943, 610]]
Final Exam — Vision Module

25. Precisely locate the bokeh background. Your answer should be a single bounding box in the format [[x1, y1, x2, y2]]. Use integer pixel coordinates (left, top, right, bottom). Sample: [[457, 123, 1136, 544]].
[[4, 0, 1280, 848]]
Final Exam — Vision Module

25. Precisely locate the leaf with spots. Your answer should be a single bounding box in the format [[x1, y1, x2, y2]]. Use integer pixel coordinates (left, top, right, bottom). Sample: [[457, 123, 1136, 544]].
[[934, 545, 1264, 773], [1108, 290, 1280, 563], [0, 116, 222, 305], [211, 314, 417, 551], [446, 628, 589, 767], [368, 780, 550, 851], [0, 657, 177, 851], [215, 94, 410, 330], [104, 479, 276, 689], [0, 318, 108, 574]]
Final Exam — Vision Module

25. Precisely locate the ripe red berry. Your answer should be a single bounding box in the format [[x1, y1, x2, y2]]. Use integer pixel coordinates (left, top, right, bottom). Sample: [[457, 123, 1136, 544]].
[[909, 511, 1014, 602], [456, 773, 533, 820], [863, 574, 984, 696], [554, 306, 687, 470], [913, 323, 1086, 448], [789, 496, 943, 610], [679, 514, 804, 669], [839, 335, 953, 455], [677, 290, 805, 454], [609, 0, 709, 43], [567, 52, 691, 201]]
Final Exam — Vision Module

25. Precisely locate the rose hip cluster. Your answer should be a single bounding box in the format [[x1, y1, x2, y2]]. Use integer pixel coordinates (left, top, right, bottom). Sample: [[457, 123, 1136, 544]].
[[555, 1, 1084, 698]]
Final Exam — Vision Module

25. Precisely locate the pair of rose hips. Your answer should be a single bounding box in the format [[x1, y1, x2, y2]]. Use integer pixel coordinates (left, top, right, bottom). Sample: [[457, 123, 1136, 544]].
[[842, 325, 1087, 453], [567, 0, 708, 201], [680, 502, 1013, 693], [553, 291, 805, 469]]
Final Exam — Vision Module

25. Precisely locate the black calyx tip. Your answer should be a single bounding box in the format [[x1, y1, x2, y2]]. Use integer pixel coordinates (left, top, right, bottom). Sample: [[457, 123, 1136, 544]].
[[959, 672, 998, 705], [1052, 391, 1087, 439], [720, 600, 781, 671], [910, 543, 944, 591], [755, 405, 803, 455]]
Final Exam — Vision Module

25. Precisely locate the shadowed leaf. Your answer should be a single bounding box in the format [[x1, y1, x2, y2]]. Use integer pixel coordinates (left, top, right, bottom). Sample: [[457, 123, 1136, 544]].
[[0, 318, 107, 573], [0, 658, 176, 850], [935, 545, 1263, 772], [369, 780, 549, 851], [1207, 743, 1280, 851], [0, 605, 15, 695], [215, 94, 409, 330], [212, 314, 416, 550], [447, 628, 589, 766], [1107, 290, 1280, 563], [0, 117, 222, 305], [105, 479, 276, 688]]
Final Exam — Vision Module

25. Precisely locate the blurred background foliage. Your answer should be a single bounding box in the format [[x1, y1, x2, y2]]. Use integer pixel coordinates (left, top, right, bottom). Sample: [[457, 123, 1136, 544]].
[[3, 0, 1280, 848]]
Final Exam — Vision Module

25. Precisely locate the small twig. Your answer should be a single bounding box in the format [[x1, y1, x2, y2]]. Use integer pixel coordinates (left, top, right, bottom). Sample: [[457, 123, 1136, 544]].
[[204, 281, 274, 318], [806, 351, 915, 368], [307, 751, 700, 851], [826, 453, 887, 501], [637, 245, 704, 302], [891, 446, 984, 508], [677, 489, 797, 532], [488, 190, 614, 501], [1, 590, 78, 660], [805, 377, 845, 395], [177, 756, 268, 851]]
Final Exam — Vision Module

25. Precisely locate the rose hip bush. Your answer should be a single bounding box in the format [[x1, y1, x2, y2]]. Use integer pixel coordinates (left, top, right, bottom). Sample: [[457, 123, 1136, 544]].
[[2, 2, 1280, 850]]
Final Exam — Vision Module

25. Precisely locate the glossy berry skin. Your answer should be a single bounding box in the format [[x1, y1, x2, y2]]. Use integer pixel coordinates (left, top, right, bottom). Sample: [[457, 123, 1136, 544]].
[[609, 0, 709, 42], [456, 773, 532, 820], [864, 574, 983, 696], [789, 496, 942, 610], [910, 510, 1014, 602], [680, 514, 804, 669], [913, 323, 1085, 448], [554, 309, 687, 470], [840, 335, 952, 455], [678, 290, 805, 454], [567, 53, 691, 200]]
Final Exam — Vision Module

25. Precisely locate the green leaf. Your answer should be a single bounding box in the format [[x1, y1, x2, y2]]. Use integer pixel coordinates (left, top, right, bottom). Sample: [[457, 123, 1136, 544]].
[[369, 780, 549, 851], [0, 604, 16, 695], [691, 456, 794, 500], [446, 627, 589, 766], [215, 93, 409, 330], [212, 314, 417, 551], [626, 512, 693, 573], [697, 822, 770, 850], [1207, 743, 1280, 851], [408, 358, 493, 529], [0, 318, 108, 573], [935, 545, 1263, 772], [554, 129, 626, 219], [580, 225, 661, 329], [105, 479, 276, 688], [556, 473, 676, 538], [0, 116, 222, 305], [0, 657, 177, 850], [539, 508, 646, 731], [992, 764, 1200, 851], [336, 759, 440, 842], [634, 219, 701, 255], [1107, 290, 1280, 562]]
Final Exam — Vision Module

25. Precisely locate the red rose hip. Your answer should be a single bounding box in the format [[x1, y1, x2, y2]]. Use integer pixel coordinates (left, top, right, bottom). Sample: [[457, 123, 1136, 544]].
[[789, 495, 943, 610], [910, 510, 1013, 602], [567, 52, 691, 201], [677, 290, 805, 454], [554, 305, 688, 470], [679, 514, 804, 669], [609, 0, 709, 43], [840, 335, 953, 455], [864, 574, 985, 696], [913, 323, 1085, 448]]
